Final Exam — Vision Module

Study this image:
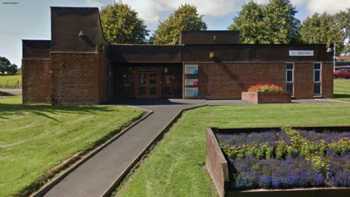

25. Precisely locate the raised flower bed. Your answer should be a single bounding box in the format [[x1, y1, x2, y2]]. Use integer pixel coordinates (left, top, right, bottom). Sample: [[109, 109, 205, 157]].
[[206, 127, 350, 197], [241, 84, 291, 104]]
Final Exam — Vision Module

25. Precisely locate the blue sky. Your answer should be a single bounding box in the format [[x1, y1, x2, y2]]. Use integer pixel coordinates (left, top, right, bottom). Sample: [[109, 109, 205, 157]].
[[0, 0, 349, 66]]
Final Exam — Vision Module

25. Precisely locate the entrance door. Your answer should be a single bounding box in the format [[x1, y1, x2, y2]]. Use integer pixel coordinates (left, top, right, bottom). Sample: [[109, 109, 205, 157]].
[[135, 72, 161, 98]]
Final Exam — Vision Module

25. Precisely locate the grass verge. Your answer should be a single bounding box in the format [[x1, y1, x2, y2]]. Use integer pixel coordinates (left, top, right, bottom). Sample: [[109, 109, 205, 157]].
[[116, 79, 350, 197], [334, 79, 350, 100], [0, 100, 143, 197], [0, 74, 21, 89]]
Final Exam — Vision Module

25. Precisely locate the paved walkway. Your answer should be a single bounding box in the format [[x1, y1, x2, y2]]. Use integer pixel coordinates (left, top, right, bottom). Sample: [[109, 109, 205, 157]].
[[42, 98, 327, 197], [44, 100, 202, 197], [0, 88, 22, 96]]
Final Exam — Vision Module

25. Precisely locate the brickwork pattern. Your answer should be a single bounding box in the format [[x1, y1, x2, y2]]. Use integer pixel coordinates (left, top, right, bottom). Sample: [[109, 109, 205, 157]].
[[50, 52, 107, 105], [22, 58, 51, 103], [199, 63, 333, 99]]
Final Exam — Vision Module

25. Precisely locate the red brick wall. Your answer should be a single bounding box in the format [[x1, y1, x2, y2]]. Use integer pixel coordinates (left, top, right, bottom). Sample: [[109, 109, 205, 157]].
[[198, 62, 333, 99], [22, 58, 51, 103], [294, 63, 314, 99], [50, 52, 107, 105], [199, 63, 284, 99], [322, 63, 333, 98], [206, 128, 229, 197]]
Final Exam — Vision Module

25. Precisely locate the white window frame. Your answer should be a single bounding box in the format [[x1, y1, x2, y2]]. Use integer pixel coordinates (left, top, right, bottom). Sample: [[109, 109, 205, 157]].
[[285, 62, 295, 97], [313, 62, 322, 97]]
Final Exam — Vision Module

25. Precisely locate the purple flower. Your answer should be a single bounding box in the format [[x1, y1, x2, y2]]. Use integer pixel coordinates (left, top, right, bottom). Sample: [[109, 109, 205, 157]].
[[259, 176, 272, 188]]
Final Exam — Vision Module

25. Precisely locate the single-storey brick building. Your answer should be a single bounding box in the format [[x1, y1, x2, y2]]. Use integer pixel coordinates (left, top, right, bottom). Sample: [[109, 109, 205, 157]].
[[22, 7, 333, 105]]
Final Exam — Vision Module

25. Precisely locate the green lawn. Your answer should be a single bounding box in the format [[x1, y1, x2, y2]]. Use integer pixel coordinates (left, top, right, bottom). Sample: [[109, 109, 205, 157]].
[[0, 100, 143, 197], [117, 79, 350, 197], [0, 95, 22, 104], [334, 79, 350, 100], [0, 74, 21, 88]]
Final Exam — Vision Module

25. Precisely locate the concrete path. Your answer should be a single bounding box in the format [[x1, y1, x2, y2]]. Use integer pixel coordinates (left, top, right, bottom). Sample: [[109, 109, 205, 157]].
[[41, 98, 331, 197], [0, 88, 22, 96], [43, 100, 201, 197]]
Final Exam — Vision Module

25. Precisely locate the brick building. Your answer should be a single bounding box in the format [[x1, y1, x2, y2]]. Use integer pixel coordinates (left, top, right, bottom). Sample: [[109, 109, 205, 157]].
[[22, 7, 333, 105]]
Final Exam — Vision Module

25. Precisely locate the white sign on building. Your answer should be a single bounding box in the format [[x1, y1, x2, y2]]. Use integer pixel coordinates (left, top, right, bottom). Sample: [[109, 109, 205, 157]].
[[289, 50, 314, 57]]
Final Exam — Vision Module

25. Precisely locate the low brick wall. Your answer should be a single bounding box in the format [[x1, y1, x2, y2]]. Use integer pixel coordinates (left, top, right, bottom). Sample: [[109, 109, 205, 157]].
[[241, 92, 291, 104], [207, 127, 350, 197], [206, 128, 229, 197]]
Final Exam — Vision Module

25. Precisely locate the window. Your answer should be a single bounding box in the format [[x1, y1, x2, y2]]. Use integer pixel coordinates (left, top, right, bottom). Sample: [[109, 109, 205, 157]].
[[184, 64, 198, 75], [184, 87, 199, 97], [285, 63, 294, 96], [184, 64, 199, 98], [313, 63, 322, 96]]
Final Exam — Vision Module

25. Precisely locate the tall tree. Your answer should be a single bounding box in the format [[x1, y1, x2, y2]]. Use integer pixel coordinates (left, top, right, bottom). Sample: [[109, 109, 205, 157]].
[[229, 0, 300, 44], [264, 0, 300, 44], [335, 9, 350, 54], [153, 4, 207, 45], [228, 1, 267, 44], [100, 3, 149, 44], [300, 13, 343, 52]]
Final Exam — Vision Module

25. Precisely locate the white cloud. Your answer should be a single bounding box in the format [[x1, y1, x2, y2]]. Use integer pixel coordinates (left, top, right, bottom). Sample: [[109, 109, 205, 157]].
[[120, 0, 350, 26], [305, 0, 350, 15], [121, 0, 246, 24]]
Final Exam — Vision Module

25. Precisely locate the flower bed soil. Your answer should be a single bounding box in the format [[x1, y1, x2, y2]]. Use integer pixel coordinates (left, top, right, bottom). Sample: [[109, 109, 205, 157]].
[[206, 127, 350, 197]]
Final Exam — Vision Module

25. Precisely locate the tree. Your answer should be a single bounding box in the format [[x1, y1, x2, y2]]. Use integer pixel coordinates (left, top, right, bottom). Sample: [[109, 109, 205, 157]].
[[0, 56, 11, 74], [264, 0, 300, 44], [153, 4, 207, 45], [228, 1, 267, 44], [335, 9, 350, 54], [0, 57, 17, 75], [300, 13, 344, 53], [7, 64, 18, 75], [100, 3, 149, 44], [228, 0, 300, 44]]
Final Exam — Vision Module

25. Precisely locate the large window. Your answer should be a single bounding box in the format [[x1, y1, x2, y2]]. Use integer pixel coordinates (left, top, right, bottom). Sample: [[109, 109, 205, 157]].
[[285, 63, 294, 96], [313, 63, 322, 96], [184, 64, 199, 98]]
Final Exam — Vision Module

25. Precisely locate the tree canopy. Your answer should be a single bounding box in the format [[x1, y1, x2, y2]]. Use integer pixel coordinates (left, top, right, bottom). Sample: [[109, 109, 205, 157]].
[[229, 0, 300, 44], [300, 13, 344, 53], [228, 1, 266, 44], [0, 56, 17, 75], [153, 4, 207, 45], [100, 3, 149, 44], [335, 9, 350, 54]]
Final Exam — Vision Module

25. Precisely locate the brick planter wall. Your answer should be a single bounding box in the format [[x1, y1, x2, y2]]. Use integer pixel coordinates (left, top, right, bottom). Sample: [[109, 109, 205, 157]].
[[241, 92, 291, 104], [206, 127, 350, 197], [206, 128, 229, 197]]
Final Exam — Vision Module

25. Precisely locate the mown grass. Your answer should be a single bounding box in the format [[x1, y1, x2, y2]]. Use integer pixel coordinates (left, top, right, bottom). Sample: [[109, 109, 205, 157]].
[[0, 74, 21, 88], [0, 95, 22, 104], [334, 79, 350, 100], [116, 79, 350, 197], [0, 100, 143, 197]]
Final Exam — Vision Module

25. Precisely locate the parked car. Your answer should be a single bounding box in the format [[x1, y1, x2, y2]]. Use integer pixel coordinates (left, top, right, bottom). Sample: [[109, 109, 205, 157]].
[[334, 69, 350, 79]]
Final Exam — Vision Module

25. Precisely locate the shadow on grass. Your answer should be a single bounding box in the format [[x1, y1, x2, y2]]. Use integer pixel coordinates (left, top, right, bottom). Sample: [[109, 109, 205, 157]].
[[333, 94, 350, 99], [0, 104, 114, 121]]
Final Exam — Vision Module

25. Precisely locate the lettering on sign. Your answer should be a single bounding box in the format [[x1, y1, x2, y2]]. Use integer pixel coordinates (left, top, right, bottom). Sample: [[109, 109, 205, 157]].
[[289, 50, 314, 57]]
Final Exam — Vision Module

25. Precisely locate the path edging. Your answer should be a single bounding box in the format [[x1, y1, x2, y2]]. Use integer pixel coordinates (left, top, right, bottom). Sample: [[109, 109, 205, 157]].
[[102, 104, 207, 197], [30, 109, 153, 197]]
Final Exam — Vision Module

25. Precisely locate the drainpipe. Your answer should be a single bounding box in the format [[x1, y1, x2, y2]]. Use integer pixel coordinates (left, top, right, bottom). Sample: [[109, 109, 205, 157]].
[[333, 43, 336, 72]]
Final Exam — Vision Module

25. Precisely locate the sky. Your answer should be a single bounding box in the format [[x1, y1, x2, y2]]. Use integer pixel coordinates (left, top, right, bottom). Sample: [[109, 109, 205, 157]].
[[0, 0, 350, 66]]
